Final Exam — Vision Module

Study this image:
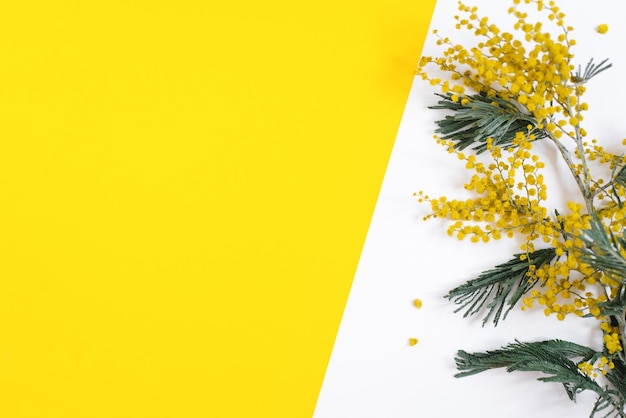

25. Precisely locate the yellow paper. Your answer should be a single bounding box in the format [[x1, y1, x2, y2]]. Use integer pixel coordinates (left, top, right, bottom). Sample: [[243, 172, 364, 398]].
[[0, 1, 435, 416]]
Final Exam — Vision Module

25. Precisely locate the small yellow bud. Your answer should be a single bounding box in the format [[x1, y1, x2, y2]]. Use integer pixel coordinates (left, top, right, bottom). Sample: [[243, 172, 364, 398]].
[[596, 24, 608, 34], [409, 338, 419, 346], [413, 299, 423, 309]]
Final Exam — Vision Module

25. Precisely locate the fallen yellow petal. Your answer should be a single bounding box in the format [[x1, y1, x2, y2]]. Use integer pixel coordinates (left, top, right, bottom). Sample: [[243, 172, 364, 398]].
[[413, 299, 423, 309], [409, 338, 419, 346]]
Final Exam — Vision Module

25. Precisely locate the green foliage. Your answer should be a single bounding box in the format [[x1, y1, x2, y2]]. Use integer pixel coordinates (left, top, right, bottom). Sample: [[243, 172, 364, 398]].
[[577, 216, 626, 285], [455, 339, 595, 380], [613, 163, 626, 189], [445, 248, 557, 326], [599, 359, 626, 417], [609, 161, 626, 211], [571, 58, 613, 84], [429, 92, 548, 154], [455, 340, 626, 417]]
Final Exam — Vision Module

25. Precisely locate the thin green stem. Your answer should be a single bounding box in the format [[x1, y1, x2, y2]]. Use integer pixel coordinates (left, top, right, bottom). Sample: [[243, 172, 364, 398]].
[[570, 88, 593, 199], [548, 132, 591, 207]]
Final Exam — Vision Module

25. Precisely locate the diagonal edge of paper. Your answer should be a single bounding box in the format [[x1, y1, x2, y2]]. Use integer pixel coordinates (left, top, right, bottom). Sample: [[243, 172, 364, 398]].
[[312, 1, 626, 417]]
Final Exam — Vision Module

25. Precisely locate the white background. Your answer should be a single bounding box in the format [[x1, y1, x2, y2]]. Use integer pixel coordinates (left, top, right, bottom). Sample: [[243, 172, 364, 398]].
[[314, 1, 626, 417]]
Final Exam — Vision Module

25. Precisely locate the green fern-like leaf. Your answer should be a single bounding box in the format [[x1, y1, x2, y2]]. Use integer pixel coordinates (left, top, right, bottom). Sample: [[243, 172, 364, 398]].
[[571, 58, 612, 83], [455, 339, 596, 378], [612, 163, 626, 189], [429, 92, 548, 154], [445, 247, 557, 326], [599, 359, 626, 417], [456, 340, 626, 417], [577, 216, 626, 285], [455, 340, 626, 416]]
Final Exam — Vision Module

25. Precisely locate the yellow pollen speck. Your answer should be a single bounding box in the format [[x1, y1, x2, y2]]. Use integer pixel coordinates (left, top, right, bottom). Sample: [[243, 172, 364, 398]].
[[596, 24, 608, 34], [413, 299, 423, 309], [409, 338, 419, 346]]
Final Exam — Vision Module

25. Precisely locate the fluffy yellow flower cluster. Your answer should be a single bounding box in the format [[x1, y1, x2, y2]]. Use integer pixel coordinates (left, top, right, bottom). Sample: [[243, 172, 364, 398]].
[[418, 130, 547, 245], [578, 355, 614, 379], [418, 0, 583, 139], [577, 321, 622, 378], [418, 0, 626, 365]]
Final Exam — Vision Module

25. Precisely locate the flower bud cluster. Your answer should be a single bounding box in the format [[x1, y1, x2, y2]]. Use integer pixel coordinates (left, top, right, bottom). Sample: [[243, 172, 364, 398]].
[[418, 0, 626, 361]]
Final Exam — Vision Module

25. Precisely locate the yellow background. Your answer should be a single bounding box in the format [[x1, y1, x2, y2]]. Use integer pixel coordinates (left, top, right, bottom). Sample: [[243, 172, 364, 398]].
[[0, 1, 434, 416]]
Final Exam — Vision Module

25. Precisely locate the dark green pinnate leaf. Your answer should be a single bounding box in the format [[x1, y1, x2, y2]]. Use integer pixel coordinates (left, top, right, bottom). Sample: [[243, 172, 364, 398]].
[[572, 58, 612, 83], [429, 92, 548, 154], [445, 247, 557, 326], [455, 339, 626, 416], [577, 216, 626, 285]]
